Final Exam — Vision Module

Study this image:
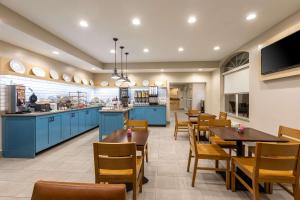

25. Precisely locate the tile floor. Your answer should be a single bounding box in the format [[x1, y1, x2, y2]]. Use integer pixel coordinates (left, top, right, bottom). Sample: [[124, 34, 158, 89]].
[[0, 111, 293, 200]]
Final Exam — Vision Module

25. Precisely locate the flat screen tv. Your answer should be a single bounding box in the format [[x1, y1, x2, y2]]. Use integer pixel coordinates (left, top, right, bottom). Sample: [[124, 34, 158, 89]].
[[261, 30, 300, 75]]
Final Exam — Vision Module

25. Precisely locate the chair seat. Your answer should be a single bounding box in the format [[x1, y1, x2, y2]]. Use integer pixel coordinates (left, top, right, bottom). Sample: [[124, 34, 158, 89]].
[[178, 121, 189, 127], [233, 157, 295, 182], [197, 144, 230, 159], [210, 135, 236, 147], [99, 156, 143, 177]]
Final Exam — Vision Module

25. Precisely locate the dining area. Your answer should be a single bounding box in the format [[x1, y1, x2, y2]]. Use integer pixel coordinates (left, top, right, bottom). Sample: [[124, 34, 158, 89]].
[[174, 109, 300, 200]]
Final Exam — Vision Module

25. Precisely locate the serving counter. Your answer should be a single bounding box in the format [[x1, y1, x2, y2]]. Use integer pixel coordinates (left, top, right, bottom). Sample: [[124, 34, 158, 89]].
[[2, 106, 100, 158]]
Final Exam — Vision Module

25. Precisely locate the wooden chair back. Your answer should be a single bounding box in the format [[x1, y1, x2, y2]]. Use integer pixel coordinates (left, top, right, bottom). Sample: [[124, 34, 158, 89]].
[[188, 109, 200, 114], [197, 114, 216, 126], [93, 142, 137, 182], [208, 119, 231, 128], [255, 143, 300, 173], [126, 120, 148, 131], [278, 126, 300, 143], [188, 123, 197, 155], [219, 112, 227, 120]]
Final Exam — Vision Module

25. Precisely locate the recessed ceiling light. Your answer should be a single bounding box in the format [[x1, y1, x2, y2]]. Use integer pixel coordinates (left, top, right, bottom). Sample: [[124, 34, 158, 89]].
[[178, 47, 184, 52], [110, 49, 115, 54], [160, 69, 164, 72], [132, 17, 141, 26], [198, 68, 203, 71], [187, 16, 197, 24], [91, 67, 96, 70], [143, 48, 149, 53], [213, 46, 220, 51], [52, 51, 59, 55], [79, 20, 89, 27], [246, 13, 257, 21]]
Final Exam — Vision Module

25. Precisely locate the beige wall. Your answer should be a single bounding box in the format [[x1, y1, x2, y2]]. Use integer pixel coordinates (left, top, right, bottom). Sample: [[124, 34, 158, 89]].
[[221, 10, 300, 134], [0, 40, 94, 81]]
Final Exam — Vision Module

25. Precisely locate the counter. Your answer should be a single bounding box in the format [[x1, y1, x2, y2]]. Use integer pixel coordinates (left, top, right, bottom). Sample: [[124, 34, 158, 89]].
[[2, 106, 100, 158], [129, 105, 166, 126], [98, 108, 130, 140]]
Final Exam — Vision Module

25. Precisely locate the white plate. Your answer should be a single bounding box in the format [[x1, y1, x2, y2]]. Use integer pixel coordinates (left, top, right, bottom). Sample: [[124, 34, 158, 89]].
[[32, 67, 46, 77], [100, 81, 109, 87], [9, 59, 26, 74], [89, 80, 94, 86], [142, 80, 150, 87], [155, 80, 163, 87], [129, 80, 136, 87], [63, 74, 71, 82], [115, 80, 123, 87], [82, 79, 89, 85], [73, 75, 81, 83], [49, 69, 59, 80]]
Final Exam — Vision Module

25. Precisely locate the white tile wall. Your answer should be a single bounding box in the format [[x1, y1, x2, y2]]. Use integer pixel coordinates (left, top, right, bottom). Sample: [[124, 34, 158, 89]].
[[0, 75, 95, 112], [94, 88, 119, 102]]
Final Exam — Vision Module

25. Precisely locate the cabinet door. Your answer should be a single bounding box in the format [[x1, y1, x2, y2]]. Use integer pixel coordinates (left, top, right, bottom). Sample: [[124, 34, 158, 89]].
[[90, 108, 99, 127], [70, 112, 79, 136], [155, 107, 167, 125], [78, 110, 86, 133], [36, 116, 50, 152], [49, 115, 62, 145], [132, 108, 145, 120], [85, 109, 92, 130], [61, 113, 71, 140]]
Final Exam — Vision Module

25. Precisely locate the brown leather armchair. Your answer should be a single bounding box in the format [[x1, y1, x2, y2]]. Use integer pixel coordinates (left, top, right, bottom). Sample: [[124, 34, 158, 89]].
[[31, 181, 127, 200]]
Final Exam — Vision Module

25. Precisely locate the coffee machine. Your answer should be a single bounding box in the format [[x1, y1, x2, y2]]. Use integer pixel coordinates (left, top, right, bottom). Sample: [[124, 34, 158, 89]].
[[7, 85, 26, 113]]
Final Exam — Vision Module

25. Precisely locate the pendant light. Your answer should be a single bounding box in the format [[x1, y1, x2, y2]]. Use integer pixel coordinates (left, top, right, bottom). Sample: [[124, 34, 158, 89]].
[[118, 46, 126, 82], [124, 52, 130, 83], [111, 38, 120, 79]]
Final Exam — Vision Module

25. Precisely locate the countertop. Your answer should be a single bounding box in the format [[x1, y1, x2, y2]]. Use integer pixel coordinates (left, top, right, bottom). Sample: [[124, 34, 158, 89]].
[[1, 105, 101, 117], [132, 104, 166, 107], [99, 107, 132, 113]]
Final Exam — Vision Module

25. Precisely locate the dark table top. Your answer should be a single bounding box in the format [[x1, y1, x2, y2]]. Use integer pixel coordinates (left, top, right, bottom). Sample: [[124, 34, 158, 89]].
[[185, 112, 216, 118], [208, 127, 289, 142], [102, 129, 149, 147]]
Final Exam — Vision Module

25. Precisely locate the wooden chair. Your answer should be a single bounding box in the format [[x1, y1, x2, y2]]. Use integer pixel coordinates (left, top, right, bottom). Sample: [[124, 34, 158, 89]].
[[219, 112, 227, 120], [231, 142, 300, 200], [187, 123, 231, 189], [93, 142, 143, 200], [126, 120, 149, 162], [247, 125, 300, 194], [31, 181, 127, 200], [174, 112, 189, 140], [248, 125, 300, 157], [208, 119, 237, 156], [196, 114, 216, 141]]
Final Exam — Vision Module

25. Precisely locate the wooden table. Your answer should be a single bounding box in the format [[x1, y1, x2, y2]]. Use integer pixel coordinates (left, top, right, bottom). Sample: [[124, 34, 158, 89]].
[[185, 113, 216, 124], [102, 129, 149, 190], [208, 127, 288, 156]]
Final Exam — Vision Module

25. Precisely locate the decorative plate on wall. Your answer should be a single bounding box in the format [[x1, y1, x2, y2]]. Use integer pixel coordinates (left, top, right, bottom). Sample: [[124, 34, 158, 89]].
[[32, 67, 46, 77], [9, 59, 26, 74], [142, 80, 150, 87], [49, 69, 59, 80], [100, 81, 109, 87], [82, 79, 89, 85], [73, 75, 81, 84], [128, 80, 136, 87], [155, 80, 163, 87], [89, 80, 94, 86], [63, 74, 71, 82]]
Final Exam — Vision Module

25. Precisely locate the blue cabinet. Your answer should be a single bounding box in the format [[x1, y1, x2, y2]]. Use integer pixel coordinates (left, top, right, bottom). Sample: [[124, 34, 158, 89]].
[[70, 111, 79, 136], [49, 115, 62, 145], [2, 107, 100, 158], [99, 111, 126, 140], [61, 113, 71, 140], [129, 106, 166, 126], [36, 116, 50, 152]]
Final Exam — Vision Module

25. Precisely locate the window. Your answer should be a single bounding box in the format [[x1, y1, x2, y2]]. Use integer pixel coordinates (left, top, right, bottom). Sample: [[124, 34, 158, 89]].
[[223, 51, 250, 119]]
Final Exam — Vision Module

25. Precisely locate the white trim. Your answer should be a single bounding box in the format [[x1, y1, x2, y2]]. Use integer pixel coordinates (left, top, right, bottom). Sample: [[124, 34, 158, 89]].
[[228, 113, 250, 122], [222, 64, 249, 76]]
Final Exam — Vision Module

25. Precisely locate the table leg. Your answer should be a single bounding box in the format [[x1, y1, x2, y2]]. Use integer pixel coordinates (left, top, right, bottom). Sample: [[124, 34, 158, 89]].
[[236, 141, 244, 157]]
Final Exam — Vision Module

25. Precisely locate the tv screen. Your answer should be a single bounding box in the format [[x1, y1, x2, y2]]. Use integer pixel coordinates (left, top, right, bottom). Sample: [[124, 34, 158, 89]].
[[261, 30, 300, 75]]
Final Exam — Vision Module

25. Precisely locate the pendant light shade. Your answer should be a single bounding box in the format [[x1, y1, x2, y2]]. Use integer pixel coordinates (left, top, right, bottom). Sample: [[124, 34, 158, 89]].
[[118, 46, 126, 82], [124, 52, 130, 83], [111, 38, 120, 80]]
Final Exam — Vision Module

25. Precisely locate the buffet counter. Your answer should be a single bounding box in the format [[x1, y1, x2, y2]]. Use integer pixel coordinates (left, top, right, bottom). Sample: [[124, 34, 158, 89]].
[[2, 106, 101, 158]]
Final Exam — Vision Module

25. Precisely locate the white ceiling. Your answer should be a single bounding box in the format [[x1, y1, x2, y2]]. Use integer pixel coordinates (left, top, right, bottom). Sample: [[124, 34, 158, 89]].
[[1, 0, 300, 64]]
